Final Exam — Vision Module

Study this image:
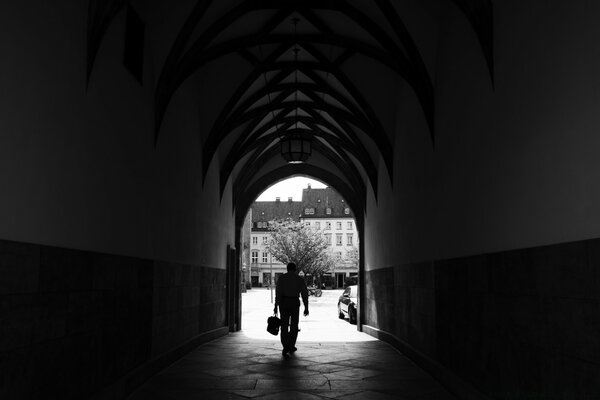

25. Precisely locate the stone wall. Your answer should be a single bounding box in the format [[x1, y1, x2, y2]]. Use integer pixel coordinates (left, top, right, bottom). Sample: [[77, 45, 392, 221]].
[[364, 238, 600, 399], [152, 261, 226, 357], [0, 239, 227, 399]]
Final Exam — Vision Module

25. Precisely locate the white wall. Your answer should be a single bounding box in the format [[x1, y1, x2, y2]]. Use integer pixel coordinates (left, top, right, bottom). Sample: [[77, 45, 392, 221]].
[[0, 1, 234, 266], [365, 0, 600, 269]]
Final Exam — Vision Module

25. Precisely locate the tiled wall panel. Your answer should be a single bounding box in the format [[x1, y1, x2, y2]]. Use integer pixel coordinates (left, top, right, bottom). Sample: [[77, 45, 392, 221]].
[[0, 239, 227, 399], [365, 238, 600, 399]]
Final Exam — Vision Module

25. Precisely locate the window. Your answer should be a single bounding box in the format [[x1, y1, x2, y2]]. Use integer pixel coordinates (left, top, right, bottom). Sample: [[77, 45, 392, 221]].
[[263, 272, 271, 286], [304, 208, 315, 215], [336, 234, 342, 246], [274, 272, 283, 284], [347, 221, 352, 230], [252, 237, 257, 245], [326, 207, 331, 214], [336, 222, 342, 230], [251, 251, 258, 263], [344, 208, 350, 215], [305, 222, 311, 227], [335, 251, 342, 259], [262, 237, 268, 244], [315, 222, 320, 229], [262, 252, 268, 263], [325, 234, 332, 245], [326, 222, 331, 230], [347, 234, 353, 246]]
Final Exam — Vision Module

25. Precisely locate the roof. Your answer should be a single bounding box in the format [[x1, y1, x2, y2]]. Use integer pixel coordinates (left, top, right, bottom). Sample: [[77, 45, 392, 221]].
[[300, 187, 353, 218], [251, 185, 353, 229], [252, 199, 304, 229]]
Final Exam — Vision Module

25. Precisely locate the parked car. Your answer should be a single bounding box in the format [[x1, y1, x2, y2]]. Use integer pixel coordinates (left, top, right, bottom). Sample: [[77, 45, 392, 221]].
[[337, 285, 358, 324]]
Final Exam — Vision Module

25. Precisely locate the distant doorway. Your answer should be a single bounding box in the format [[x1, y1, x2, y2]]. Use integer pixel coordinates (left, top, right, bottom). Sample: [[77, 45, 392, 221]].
[[336, 273, 345, 288]]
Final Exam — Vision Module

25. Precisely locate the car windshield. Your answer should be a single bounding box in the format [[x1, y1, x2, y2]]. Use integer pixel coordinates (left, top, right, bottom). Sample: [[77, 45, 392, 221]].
[[347, 285, 357, 299]]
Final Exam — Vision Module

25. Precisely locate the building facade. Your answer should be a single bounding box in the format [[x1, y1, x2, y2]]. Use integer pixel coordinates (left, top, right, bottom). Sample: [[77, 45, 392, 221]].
[[299, 185, 359, 288], [246, 185, 358, 288]]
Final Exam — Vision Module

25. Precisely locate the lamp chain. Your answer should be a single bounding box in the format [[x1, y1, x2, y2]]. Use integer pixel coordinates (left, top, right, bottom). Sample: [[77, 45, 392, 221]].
[[292, 17, 299, 131]]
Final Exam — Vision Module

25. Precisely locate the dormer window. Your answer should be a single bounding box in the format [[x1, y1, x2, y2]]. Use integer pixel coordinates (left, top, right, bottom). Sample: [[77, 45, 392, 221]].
[[344, 208, 350, 214], [326, 207, 331, 215]]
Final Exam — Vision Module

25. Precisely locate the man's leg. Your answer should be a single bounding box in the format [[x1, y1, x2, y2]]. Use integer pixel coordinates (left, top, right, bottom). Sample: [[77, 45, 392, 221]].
[[279, 306, 291, 352], [288, 306, 300, 350]]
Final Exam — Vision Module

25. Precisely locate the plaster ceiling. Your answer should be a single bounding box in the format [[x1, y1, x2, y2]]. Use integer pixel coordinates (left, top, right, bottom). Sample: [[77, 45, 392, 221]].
[[87, 0, 493, 223]]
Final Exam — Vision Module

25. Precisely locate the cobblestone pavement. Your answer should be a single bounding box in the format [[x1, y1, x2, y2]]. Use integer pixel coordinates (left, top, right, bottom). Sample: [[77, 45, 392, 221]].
[[127, 288, 456, 400]]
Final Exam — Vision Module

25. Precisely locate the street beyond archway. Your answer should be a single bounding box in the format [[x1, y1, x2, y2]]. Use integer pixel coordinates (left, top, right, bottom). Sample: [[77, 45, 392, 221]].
[[241, 288, 375, 342]]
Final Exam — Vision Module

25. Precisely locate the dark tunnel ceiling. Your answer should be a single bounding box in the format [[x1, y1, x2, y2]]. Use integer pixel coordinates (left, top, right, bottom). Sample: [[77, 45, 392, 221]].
[[87, 0, 493, 223]]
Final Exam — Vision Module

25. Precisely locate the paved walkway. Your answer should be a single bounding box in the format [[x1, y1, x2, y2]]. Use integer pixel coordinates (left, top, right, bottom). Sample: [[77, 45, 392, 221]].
[[127, 289, 456, 400]]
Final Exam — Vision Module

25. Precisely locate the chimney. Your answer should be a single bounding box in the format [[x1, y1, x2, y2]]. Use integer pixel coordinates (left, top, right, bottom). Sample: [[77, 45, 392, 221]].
[[276, 197, 280, 202], [288, 197, 293, 202]]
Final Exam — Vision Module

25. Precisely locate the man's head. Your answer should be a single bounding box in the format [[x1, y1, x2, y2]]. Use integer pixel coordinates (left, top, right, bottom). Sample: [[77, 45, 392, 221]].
[[287, 262, 297, 272]]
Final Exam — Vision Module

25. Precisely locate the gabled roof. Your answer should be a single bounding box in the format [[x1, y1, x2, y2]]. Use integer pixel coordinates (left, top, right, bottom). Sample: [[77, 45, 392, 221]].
[[251, 185, 353, 227], [252, 199, 304, 228], [301, 186, 353, 218]]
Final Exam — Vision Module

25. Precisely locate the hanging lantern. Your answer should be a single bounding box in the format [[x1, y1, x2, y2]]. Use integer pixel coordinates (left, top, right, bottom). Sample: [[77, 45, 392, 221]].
[[279, 18, 311, 164], [280, 133, 311, 163]]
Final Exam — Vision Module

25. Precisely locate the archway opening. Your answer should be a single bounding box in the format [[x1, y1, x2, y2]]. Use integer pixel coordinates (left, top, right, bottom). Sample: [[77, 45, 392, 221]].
[[238, 175, 372, 343]]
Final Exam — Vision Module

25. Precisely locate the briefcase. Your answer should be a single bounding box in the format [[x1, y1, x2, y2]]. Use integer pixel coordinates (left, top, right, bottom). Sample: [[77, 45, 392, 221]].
[[267, 314, 281, 335]]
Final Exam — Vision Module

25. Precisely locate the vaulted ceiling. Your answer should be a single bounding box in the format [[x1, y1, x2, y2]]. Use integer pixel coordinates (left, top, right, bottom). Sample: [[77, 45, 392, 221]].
[[87, 0, 493, 227]]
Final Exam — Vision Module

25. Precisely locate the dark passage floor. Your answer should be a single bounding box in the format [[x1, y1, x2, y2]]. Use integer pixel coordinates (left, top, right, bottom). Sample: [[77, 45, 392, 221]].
[[127, 333, 456, 400]]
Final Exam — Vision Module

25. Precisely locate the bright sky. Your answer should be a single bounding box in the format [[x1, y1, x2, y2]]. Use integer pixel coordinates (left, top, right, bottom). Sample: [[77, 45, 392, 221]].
[[256, 176, 327, 201]]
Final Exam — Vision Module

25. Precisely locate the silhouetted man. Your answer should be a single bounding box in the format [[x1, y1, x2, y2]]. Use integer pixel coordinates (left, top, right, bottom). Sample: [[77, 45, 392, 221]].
[[274, 262, 309, 356]]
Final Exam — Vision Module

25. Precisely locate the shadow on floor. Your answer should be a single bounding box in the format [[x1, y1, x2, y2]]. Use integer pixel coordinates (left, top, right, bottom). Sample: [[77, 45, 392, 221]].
[[127, 332, 457, 400]]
